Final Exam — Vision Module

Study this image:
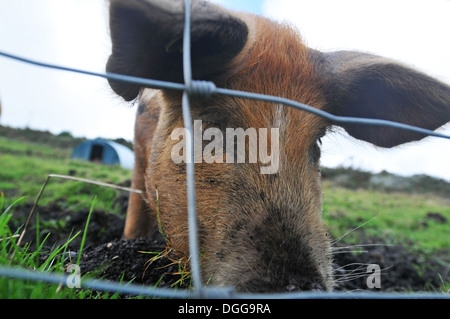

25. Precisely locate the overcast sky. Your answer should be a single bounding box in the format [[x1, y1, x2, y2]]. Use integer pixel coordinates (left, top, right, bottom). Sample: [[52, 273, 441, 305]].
[[0, 0, 449, 181]]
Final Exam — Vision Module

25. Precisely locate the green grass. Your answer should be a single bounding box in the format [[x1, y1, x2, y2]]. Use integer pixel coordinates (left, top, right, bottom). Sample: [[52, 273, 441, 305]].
[[0, 193, 123, 299], [0, 194, 77, 298], [0, 135, 133, 298], [322, 181, 450, 253], [0, 132, 448, 297], [0, 136, 132, 214]]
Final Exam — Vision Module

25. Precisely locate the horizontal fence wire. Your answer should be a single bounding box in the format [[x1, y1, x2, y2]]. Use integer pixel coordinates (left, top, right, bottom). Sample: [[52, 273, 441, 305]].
[[0, 50, 449, 141], [0, 0, 449, 299], [1, 266, 449, 299]]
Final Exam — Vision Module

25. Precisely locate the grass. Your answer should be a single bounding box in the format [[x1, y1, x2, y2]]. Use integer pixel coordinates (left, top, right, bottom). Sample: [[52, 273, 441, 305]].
[[322, 181, 450, 253], [0, 192, 123, 299], [0, 136, 132, 214], [0, 129, 449, 297], [0, 135, 133, 299], [0, 193, 77, 298]]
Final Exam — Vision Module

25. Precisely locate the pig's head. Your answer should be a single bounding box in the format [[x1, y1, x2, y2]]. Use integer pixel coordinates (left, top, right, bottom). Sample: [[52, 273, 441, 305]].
[[106, 0, 450, 292]]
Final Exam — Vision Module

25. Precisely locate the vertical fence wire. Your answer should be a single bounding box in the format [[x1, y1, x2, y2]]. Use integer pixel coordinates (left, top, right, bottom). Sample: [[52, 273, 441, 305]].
[[181, 0, 203, 294]]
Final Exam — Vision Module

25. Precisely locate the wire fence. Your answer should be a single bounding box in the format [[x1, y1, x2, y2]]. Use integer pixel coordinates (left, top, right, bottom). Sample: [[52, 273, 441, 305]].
[[0, 0, 449, 299]]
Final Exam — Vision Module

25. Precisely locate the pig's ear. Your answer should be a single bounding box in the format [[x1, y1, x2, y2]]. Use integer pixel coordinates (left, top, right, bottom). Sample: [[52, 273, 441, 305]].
[[320, 51, 450, 148], [106, 0, 249, 101]]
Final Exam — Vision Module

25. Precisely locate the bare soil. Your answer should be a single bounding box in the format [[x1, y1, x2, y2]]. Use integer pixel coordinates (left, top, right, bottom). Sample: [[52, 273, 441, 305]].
[[12, 199, 449, 294]]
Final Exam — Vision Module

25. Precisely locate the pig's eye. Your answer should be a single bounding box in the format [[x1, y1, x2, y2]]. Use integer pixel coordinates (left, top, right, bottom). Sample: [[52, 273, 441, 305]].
[[310, 138, 322, 164]]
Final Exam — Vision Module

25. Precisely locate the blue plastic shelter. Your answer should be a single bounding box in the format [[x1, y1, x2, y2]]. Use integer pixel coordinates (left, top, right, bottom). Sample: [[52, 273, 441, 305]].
[[71, 138, 134, 170]]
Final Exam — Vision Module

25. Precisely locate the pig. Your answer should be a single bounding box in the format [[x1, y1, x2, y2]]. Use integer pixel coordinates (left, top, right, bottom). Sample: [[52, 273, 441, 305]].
[[106, 0, 450, 292]]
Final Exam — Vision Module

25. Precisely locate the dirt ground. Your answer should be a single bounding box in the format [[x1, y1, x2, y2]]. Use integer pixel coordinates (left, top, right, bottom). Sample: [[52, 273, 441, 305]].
[[13, 199, 449, 294]]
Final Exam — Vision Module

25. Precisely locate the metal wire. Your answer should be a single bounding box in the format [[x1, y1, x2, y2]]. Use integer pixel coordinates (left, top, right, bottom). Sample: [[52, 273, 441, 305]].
[[1, 266, 449, 299], [0, 0, 449, 299], [0, 50, 449, 141], [181, 0, 203, 295]]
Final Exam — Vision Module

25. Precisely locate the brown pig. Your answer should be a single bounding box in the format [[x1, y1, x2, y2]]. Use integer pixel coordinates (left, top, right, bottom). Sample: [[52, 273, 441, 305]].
[[106, 0, 450, 292]]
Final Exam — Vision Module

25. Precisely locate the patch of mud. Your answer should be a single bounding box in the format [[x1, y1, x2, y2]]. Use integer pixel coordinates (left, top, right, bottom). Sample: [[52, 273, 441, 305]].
[[12, 201, 448, 293], [333, 239, 448, 292], [12, 202, 125, 250], [80, 237, 189, 289]]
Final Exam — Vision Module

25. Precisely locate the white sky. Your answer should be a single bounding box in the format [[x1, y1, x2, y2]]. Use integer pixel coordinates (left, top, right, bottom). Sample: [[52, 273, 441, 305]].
[[0, 0, 449, 181], [0, 0, 133, 140], [261, 0, 450, 182]]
